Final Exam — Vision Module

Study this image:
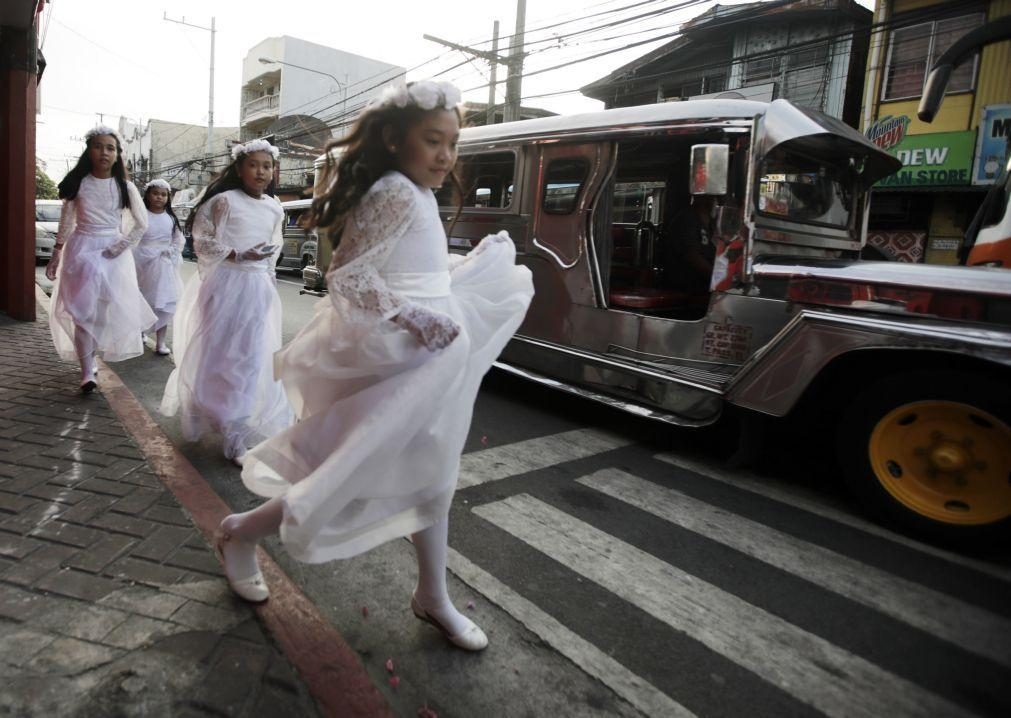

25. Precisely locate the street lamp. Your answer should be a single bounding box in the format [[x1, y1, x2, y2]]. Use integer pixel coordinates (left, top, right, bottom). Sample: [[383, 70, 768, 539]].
[[258, 57, 347, 136]]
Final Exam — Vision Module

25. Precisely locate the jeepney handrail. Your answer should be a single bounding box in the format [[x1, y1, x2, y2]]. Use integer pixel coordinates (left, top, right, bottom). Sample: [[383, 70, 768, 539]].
[[457, 121, 753, 150], [753, 260, 1011, 298], [532, 238, 580, 269]]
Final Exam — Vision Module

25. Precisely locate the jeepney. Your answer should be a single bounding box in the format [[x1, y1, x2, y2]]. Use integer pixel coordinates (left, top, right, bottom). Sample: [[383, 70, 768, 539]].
[[304, 99, 1011, 543], [278, 199, 318, 272]]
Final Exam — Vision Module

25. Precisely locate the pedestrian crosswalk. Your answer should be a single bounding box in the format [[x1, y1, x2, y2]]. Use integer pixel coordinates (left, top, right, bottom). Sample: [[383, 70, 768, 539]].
[[451, 428, 1011, 718]]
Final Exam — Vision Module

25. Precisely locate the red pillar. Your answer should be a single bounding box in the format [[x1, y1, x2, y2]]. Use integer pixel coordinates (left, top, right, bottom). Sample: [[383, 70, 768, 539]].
[[0, 21, 38, 321]]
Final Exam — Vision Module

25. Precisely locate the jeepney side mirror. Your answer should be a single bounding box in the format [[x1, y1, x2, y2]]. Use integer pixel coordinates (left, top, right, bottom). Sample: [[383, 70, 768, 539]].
[[690, 144, 729, 196]]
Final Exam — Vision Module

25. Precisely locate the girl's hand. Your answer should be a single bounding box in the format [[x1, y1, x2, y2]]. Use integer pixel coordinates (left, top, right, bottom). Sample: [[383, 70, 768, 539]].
[[45, 247, 61, 281], [394, 303, 460, 351], [102, 237, 131, 258]]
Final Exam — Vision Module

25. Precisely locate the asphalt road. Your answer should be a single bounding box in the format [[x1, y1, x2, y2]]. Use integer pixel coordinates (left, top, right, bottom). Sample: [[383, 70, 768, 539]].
[[38, 261, 1011, 717]]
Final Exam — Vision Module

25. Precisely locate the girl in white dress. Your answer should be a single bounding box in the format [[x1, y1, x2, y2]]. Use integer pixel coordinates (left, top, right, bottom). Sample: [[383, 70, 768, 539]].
[[216, 81, 534, 652], [160, 140, 293, 465], [133, 179, 185, 355], [45, 126, 156, 393]]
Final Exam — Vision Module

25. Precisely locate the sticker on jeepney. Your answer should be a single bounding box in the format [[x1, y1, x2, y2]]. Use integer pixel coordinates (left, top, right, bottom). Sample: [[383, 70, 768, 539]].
[[702, 321, 753, 363]]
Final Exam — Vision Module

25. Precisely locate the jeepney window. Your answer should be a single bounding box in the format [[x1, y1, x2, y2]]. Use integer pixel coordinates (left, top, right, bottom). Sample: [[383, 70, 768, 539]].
[[757, 149, 854, 228], [436, 150, 516, 209], [613, 182, 664, 224], [543, 158, 589, 215]]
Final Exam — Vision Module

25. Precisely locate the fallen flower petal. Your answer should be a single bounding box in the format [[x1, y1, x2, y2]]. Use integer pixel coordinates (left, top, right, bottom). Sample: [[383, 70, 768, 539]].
[[389, 676, 400, 688], [362, 605, 369, 618], [466, 601, 475, 610], [385, 658, 395, 673], [417, 706, 438, 718], [480, 435, 488, 445]]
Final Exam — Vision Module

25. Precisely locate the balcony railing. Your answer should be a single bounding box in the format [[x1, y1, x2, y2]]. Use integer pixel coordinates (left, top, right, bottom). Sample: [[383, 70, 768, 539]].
[[242, 93, 279, 121]]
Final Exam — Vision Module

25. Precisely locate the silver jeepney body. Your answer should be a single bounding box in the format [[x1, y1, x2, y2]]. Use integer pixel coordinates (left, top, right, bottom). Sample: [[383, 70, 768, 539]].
[[442, 99, 1011, 426]]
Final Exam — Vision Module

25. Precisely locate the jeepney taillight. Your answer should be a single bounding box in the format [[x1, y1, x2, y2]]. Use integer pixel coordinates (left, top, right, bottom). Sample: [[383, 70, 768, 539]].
[[787, 279, 984, 321]]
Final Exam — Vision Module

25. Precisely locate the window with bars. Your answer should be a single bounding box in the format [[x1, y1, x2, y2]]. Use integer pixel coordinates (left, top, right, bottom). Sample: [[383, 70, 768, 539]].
[[882, 13, 984, 101]]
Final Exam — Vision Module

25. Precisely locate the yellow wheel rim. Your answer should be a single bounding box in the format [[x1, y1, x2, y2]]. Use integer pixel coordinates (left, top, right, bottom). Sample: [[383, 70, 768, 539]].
[[869, 401, 1011, 526]]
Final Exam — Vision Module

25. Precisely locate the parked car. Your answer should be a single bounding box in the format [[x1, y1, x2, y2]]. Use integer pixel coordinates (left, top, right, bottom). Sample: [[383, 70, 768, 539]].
[[278, 199, 317, 272], [35, 199, 61, 262]]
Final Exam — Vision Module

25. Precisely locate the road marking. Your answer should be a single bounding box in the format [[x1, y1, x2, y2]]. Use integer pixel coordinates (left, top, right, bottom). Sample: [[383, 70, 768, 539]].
[[654, 452, 1011, 583], [474, 494, 975, 718], [580, 469, 1011, 668], [457, 428, 630, 489], [446, 547, 695, 718]]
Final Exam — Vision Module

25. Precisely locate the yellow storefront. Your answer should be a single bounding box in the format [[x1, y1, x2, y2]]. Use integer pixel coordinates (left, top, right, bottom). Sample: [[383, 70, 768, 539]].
[[860, 0, 1011, 264]]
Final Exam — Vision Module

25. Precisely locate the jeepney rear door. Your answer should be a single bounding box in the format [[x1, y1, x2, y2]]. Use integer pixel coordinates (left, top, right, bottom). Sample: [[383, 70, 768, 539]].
[[523, 141, 613, 343]]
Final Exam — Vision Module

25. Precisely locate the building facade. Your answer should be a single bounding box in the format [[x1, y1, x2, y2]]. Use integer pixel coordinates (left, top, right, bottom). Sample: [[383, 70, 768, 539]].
[[581, 0, 871, 125], [240, 36, 405, 198], [118, 118, 239, 202], [861, 0, 1011, 264]]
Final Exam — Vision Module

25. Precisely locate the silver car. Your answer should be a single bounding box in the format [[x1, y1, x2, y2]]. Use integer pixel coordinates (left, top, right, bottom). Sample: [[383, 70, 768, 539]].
[[35, 199, 61, 262]]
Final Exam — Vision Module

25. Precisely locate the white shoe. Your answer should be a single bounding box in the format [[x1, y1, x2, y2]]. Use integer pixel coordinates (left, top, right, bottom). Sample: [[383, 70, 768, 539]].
[[411, 594, 488, 651], [215, 531, 269, 603]]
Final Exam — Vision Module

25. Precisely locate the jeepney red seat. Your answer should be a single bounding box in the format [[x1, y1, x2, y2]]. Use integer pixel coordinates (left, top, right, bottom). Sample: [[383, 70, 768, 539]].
[[609, 287, 686, 309]]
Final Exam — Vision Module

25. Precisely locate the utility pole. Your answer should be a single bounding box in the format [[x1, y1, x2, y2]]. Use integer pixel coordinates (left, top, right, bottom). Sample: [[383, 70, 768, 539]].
[[164, 14, 216, 171], [423, 19, 512, 125], [504, 0, 526, 123], [488, 21, 500, 124]]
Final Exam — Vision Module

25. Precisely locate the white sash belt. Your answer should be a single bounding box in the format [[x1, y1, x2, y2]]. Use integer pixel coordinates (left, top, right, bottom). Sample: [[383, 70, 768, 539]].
[[382, 271, 451, 299]]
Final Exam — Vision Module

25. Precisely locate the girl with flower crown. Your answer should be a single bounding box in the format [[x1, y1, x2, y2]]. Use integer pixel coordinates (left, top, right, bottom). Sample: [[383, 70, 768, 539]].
[[134, 178, 185, 355], [215, 80, 533, 652], [45, 127, 156, 393], [160, 140, 293, 465]]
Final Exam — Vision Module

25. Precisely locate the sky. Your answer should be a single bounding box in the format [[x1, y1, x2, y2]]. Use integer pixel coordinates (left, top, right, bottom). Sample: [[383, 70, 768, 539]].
[[35, 0, 873, 182]]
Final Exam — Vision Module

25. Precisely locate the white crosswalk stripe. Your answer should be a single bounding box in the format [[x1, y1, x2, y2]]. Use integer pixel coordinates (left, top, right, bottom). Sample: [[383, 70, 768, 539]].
[[578, 468, 1011, 668], [458, 428, 630, 488], [654, 451, 1011, 583], [446, 547, 697, 718], [473, 493, 977, 718]]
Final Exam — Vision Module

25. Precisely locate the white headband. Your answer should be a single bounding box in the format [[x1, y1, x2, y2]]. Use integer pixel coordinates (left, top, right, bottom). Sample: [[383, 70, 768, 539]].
[[372, 80, 462, 112], [231, 139, 280, 161], [144, 179, 172, 192], [85, 124, 123, 146]]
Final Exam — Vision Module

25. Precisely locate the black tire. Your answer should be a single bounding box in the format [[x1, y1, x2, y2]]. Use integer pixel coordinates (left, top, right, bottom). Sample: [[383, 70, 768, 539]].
[[837, 369, 1011, 548]]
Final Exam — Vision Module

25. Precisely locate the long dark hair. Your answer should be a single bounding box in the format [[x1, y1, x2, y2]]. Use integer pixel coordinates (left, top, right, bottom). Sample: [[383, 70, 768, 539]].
[[311, 95, 464, 248], [143, 184, 182, 234], [58, 132, 131, 208], [186, 153, 277, 233]]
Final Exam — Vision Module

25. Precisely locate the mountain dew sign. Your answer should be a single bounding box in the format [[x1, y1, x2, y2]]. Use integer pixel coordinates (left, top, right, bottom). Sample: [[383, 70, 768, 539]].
[[866, 115, 974, 187]]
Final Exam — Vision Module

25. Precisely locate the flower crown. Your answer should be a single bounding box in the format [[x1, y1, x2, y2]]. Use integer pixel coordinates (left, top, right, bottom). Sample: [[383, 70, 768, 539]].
[[231, 139, 280, 161], [85, 124, 124, 146], [373, 80, 462, 112], [144, 178, 172, 193]]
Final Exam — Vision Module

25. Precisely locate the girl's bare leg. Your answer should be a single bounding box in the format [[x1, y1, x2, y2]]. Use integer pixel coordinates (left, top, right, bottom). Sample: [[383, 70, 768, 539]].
[[73, 326, 97, 385]]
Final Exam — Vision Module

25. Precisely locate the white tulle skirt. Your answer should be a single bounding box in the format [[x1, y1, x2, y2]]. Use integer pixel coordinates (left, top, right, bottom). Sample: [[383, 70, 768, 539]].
[[160, 262, 293, 458], [133, 245, 183, 332], [241, 237, 534, 563], [50, 228, 158, 363]]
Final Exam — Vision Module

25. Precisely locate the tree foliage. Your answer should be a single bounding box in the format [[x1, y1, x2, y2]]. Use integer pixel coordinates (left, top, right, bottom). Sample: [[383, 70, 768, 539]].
[[36, 163, 58, 199]]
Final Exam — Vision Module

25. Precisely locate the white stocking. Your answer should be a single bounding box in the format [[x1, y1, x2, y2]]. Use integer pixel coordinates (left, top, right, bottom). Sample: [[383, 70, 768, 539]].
[[412, 518, 475, 637], [220, 496, 284, 581], [155, 326, 168, 352], [73, 327, 96, 383]]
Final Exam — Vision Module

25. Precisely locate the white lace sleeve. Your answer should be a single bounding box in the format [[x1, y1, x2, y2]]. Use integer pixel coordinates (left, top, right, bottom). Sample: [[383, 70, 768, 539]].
[[57, 198, 76, 244], [121, 182, 148, 245], [192, 195, 233, 272], [326, 175, 416, 321]]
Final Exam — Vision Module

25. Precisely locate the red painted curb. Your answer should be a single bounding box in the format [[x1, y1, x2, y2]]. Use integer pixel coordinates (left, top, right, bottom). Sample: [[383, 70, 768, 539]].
[[35, 286, 392, 718]]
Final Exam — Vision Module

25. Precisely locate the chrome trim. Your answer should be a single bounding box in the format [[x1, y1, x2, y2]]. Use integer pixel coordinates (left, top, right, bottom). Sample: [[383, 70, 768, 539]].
[[532, 237, 580, 269], [511, 335, 723, 394], [492, 361, 720, 428]]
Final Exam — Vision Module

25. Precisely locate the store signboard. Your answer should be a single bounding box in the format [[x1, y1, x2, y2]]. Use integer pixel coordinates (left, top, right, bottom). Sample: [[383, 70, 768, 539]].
[[866, 115, 975, 187], [972, 104, 1011, 186]]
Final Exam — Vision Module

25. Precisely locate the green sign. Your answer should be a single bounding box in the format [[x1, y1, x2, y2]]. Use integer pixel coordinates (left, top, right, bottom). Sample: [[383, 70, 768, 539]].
[[876, 130, 976, 188]]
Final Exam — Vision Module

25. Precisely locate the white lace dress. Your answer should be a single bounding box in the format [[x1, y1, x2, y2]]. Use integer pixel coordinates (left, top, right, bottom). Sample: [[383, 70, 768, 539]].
[[132, 210, 184, 332], [160, 189, 294, 459], [50, 175, 157, 362], [241, 171, 534, 563]]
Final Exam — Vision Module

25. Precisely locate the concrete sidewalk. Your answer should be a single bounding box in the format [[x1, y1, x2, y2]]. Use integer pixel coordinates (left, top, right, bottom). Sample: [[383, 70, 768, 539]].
[[0, 306, 321, 716]]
